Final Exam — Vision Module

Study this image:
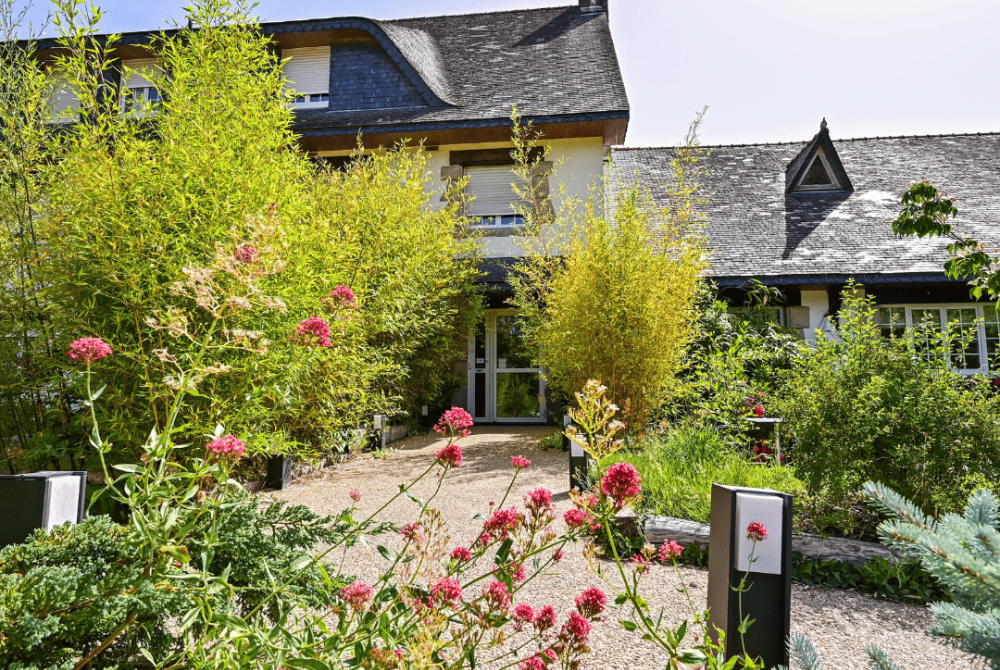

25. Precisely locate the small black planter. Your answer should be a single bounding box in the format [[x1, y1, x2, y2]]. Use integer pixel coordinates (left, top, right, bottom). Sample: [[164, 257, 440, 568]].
[[265, 455, 293, 490]]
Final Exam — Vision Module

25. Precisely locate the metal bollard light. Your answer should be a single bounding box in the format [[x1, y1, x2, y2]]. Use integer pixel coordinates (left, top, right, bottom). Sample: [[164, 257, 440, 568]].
[[565, 414, 589, 491], [707, 484, 793, 669], [0, 471, 88, 549]]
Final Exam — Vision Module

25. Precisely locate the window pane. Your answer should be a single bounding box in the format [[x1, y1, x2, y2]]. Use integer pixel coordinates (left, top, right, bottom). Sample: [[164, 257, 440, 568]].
[[495, 372, 541, 418], [945, 308, 982, 369], [911, 308, 942, 361], [495, 315, 534, 369], [878, 307, 905, 338], [984, 307, 1000, 368]]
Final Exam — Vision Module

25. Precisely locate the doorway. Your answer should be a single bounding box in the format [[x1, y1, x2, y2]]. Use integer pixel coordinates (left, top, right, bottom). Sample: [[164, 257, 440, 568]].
[[468, 310, 546, 423]]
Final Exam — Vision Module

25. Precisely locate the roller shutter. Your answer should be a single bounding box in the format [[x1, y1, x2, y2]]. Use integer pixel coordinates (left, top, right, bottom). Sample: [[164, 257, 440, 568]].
[[121, 59, 162, 89], [284, 47, 330, 96], [465, 166, 523, 216], [49, 77, 78, 123]]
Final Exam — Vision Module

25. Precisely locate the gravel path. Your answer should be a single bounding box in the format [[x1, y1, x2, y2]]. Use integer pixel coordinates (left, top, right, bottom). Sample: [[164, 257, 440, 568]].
[[271, 427, 976, 669]]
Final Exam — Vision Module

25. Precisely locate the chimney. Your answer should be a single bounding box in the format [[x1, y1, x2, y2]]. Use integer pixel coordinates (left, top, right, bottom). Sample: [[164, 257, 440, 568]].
[[579, 0, 608, 14]]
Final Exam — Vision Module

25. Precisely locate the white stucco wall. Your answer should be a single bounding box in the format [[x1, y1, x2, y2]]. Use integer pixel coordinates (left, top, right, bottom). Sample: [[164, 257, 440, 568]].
[[800, 289, 832, 342]]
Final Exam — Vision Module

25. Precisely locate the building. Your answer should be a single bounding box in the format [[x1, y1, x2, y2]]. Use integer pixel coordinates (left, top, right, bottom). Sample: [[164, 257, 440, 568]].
[[610, 122, 1000, 372], [37, 0, 629, 424]]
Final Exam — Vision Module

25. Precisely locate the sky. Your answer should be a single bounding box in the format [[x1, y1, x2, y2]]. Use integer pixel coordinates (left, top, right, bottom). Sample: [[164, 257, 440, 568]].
[[18, 0, 1000, 148]]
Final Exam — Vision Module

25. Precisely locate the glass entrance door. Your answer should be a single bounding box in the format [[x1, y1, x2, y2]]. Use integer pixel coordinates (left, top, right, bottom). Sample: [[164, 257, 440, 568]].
[[467, 311, 546, 423]]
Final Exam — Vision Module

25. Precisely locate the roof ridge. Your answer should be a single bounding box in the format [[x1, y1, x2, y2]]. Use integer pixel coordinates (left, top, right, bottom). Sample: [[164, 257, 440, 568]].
[[385, 4, 574, 24], [612, 131, 1000, 152]]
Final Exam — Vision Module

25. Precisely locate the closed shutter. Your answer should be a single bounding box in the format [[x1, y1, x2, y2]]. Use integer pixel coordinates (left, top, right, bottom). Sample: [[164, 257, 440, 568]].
[[121, 59, 162, 89], [284, 47, 330, 95], [465, 166, 523, 216], [50, 76, 78, 122]]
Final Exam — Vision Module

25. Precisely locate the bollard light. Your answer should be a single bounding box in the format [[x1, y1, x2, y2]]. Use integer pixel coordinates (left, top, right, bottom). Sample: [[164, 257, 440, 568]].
[[0, 471, 88, 549], [565, 414, 589, 491], [373, 414, 387, 450], [707, 484, 793, 669]]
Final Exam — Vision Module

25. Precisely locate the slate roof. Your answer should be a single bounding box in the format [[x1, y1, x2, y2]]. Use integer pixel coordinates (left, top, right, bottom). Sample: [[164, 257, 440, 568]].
[[287, 6, 630, 136], [609, 132, 1000, 284]]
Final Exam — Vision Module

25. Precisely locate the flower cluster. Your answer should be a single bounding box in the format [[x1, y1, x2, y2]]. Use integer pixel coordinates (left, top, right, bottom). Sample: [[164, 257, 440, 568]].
[[518, 650, 558, 670], [481, 579, 511, 613], [600, 462, 642, 509], [341, 580, 374, 612], [525, 487, 553, 514], [207, 434, 246, 458], [574, 587, 607, 619], [291, 316, 332, 348], [434, 407, 474, 439], [658, 540, 684, 561], [563, 508, 595, 529], [450, 546, 473, 562], [511, 455, 531, 470], [484, 506, 520, 540], [746, 522, 769, 543], [233, 245, 259, 263], [349, 489, 362, 502], [429, 577, 463, 608], [323, 285, 357, 309], [401, 523, 425, 544], [745, 391, 766, 418], [435, 443, 464, 468], [66, 337, 112, 364]]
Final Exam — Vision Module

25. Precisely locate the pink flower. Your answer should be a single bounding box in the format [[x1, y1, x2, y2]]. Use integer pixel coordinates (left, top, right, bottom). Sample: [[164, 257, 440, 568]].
[[434, 407, 474, 439], [292, 316, 332, 348], [574, 587, 606, 618], [563, 611, 592, 642], [552, 548, 564, 562], [341, 580, 374, 612], [511, 455, 531, 470], [753, 404, 765, 418], [484, 507, 519, 539], [563, 509, 594, 529], [481, 579, 511, 613], [510, 562, 526, 584], [401, 523, 424, 543], [513, 603, 536, 628], [658, 540, 684, 562], [630, 553, 650, 574], [207, 434, 246, 458], [435, 443, 464, 468], [325, 285, 357, 309], [451, 546, 473, 562], [525, 487, 552, 511], [234, 246, 259, 263], [518, 656, 547, 670], [349, 489, 362, 502], [600, 462, 642, 508], [746, 522, 769, 543], [429, 577, 463, 607], [535, 605, 557, 632], [67, 337, 112, 364]]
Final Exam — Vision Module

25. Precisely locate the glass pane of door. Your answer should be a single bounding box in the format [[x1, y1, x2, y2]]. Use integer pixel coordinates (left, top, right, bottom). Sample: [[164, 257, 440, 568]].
[[496, 372, 542, 419], [495, 315, 534, 369], [473, 319, 487, 419], [911, 308, 942, 360]]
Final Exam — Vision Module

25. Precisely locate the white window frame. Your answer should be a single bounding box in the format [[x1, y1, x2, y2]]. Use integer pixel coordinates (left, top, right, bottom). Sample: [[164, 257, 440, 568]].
[[876, 303, 993, 374], [795, 148, 840, 191], [284, 47, 331, 110]]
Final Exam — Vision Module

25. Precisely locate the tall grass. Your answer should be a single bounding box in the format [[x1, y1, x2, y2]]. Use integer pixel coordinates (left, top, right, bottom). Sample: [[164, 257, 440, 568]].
[[612, 426, 805, 523]]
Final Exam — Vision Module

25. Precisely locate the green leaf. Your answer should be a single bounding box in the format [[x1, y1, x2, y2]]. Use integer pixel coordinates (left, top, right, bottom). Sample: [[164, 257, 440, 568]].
[[284, 660, 332, 670], [619, 619, 637, 631], [377, 545, 395, 561]]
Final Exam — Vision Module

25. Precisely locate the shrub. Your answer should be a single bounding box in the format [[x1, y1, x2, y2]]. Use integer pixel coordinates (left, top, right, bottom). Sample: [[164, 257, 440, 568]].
[[511, 115, 707, 431], [776, 286, 1000, 515], [609, 425, 805, 523]]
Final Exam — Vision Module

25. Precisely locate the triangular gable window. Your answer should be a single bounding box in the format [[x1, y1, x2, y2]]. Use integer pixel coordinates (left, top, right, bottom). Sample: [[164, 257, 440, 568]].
[[794, 149, 839, 191]]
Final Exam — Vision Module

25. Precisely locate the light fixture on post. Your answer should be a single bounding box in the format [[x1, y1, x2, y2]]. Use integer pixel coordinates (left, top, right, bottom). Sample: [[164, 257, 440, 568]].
[[565, 414, 589, 490], [0, 471, 88, 549]]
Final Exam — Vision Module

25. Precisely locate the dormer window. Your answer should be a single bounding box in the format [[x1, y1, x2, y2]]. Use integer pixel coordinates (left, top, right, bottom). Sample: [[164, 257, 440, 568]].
[[121, 59, 162, 116], [284, 47, 331, 109], [796, 148, 839, 191]]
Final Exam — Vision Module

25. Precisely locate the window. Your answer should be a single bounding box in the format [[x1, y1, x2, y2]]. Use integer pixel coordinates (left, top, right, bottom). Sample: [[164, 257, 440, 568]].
[[794, 149, 839, 191], [876, 304, 990, 373], [121, 59, 162, 116], [48, 75, 79, 124], [284, 47, 330, 109], [465, 166, 526, 228]]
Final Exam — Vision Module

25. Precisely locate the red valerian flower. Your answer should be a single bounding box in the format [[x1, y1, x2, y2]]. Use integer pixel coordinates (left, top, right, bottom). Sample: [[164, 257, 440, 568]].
[[292, 316, 332, 348], [434, 406, 474, 438], [518, 655, 547, 670], [600, 462, 642, 508], [451, 546, 473, 562], [341, 580, 374, 612], [753, 404, 765, 418], [525, 487, 553, 511], [234, 245, 259, 263], [535, 605, 557, 632], [510, 562, 526, 584], [563, 508, 595, 528], [481, 579, 511, 613], [429, 577, 463, 607], [630, 553, 651, 574], [552, 547, 565, 562], [326, 285, 357, 309], [349, 489, 362, 502], [435, 443, 464, 468], [513, 603, 536, 630], [658, 540, 684, 561], [511, 455, 531, 470], [67, 337, 112, 364], [401, 523, 424, 543], [563, 611, 592, 642], [574, 587, 607, 618], [207, 434, 246, 458], [484, 507, 519, 540], [746, 522, 769, 543]]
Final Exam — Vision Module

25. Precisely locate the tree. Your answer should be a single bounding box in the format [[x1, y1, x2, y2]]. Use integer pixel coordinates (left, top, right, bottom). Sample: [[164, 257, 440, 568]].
[[510, 112, 708, 431]]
